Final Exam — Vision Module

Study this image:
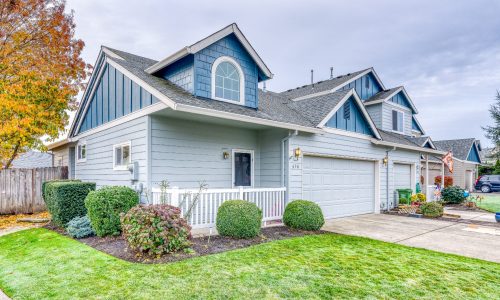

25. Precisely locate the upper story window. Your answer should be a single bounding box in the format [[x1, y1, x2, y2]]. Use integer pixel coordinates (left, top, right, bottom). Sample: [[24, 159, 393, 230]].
[[211, 56, 245, 105], [392, 110, 404, 133], [77, 143, 86, 162]]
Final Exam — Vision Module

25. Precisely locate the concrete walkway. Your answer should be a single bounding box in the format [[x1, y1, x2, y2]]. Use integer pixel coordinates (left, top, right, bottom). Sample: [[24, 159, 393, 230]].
[[323, 213, 500, 263]]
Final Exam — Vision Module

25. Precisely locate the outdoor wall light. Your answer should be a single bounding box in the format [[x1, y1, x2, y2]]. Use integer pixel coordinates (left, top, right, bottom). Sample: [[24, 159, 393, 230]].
[[382, 156, 388, 166], [222, 151, 230, 160], [294, 147, 302, 159]]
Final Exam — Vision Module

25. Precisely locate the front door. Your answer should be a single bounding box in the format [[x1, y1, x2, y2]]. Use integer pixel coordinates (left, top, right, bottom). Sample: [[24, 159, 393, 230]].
[[233, 150, 253, 187]]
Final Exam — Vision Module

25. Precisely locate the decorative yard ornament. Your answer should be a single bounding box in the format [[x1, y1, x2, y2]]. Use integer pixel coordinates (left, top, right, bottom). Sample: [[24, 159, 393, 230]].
[[442, 151, 454, 173]]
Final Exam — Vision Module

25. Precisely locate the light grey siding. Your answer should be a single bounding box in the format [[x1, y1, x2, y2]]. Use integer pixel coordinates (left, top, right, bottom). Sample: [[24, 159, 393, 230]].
[[52, 147, 69, 167], [381, 102, 412, 135], [365, 103, 382, 129], [75, 116, 148, 188], [288, 131, 420, 210], [150, 116, 287, 189]]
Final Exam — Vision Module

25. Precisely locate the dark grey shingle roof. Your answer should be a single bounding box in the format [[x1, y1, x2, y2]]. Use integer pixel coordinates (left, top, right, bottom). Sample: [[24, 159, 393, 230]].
[[433, 138, 476, 160], [279, 69, 370, 100], [364, 87, 400, 103], [285, 90, 351, 126], [409, 136, 432, 147], [104, 47, 314, 128], [11, 151, 52, 168], [378, 130, 423, 147]]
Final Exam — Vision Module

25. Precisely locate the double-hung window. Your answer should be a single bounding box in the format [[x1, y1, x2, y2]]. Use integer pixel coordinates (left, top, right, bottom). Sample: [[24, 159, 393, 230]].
[[77, 143, 86, 162], [392, 110, 404, 133], [113, 142, 131, 170]]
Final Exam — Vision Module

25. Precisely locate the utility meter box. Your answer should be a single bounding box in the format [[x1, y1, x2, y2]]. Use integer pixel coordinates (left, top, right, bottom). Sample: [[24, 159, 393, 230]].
[[128, 161, 139, 182]]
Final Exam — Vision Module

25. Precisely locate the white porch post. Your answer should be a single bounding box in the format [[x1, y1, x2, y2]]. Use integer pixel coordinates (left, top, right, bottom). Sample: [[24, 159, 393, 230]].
[[425, 154, 429, 198], [441, 161, 445, 188]]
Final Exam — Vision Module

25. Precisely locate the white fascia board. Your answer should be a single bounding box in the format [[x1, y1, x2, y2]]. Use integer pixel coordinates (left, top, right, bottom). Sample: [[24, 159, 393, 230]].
[[412, 116, 426, 135], [316, 89, 382, 140], [371, 138, 446, 155], [145, 24, 273, 78], [399, 87, 418, 114]]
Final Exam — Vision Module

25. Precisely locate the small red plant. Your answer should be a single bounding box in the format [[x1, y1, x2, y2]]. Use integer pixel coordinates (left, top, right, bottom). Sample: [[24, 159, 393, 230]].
[[434, 175, 453, 187]]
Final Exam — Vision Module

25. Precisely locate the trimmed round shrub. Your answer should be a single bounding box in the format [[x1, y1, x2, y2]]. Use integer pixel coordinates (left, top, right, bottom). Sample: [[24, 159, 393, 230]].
[[66, 215, 94, 238], [121, 204, 191, 256], [420, 202, 443, 218], [43, 181, 96, 227], [216, 200, 262, 238], [283, 200, 324, 231], [441, 186, 466, 204], [85, 186, 139, 237], [410, 193, 426, 203]]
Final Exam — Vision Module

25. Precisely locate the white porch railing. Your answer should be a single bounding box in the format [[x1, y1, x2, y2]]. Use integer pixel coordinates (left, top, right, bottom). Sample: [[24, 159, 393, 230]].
[[150, 187, 287, 229]]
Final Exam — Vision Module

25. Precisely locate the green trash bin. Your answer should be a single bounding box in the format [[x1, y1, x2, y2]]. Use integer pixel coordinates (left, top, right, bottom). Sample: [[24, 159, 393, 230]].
[[396, 189, 413, 205]]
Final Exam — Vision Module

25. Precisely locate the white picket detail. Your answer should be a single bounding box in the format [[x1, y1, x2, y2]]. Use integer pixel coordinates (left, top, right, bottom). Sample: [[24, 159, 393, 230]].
[[150, 187, 286, 228]]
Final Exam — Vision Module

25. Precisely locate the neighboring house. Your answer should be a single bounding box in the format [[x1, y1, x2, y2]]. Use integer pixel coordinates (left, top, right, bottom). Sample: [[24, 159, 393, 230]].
[[421, 139, 482, 191], [479, 147, 497, 165], [48, 23, 450, 219], [10, 151, 53, 169]]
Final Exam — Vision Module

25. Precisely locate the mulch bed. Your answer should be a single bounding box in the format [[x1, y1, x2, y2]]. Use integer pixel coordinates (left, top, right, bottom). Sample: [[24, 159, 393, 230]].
[[45, 224, 324, 264]]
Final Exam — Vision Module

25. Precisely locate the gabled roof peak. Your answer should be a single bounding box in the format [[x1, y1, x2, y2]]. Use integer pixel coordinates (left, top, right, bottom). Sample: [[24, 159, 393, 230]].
[[144, 23, 272, 79]]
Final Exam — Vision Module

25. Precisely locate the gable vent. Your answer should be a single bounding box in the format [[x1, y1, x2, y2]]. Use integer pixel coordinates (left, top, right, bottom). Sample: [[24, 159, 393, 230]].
[[343, 103, 351, 120]]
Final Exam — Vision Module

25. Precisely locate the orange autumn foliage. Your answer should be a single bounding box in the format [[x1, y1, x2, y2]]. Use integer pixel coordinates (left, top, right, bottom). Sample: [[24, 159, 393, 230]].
[[0, 0, 89, 168]]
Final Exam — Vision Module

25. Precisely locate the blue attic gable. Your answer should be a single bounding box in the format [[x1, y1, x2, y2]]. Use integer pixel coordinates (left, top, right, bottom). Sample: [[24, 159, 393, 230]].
[[339, 72, 383, 100], [325, 96, 376, 137], [77, 63, 159, 134], [467, 144, 481, 163], [389, 90, 412, 109], [412, 116, 425, 134]]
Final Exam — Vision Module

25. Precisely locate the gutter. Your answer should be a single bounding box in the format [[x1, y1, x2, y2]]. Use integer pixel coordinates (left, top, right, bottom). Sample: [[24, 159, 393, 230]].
[[371, 139, 446, 155], [281, 130, 298, 199]]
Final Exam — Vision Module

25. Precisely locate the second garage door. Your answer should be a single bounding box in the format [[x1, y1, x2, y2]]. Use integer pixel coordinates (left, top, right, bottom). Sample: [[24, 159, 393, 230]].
[[302, 156, 375, 219], [394, 163, 412, 190]]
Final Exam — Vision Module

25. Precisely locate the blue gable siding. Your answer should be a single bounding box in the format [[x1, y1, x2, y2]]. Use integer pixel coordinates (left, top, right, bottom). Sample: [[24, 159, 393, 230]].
[[467, 144, 481, 163], [412, 117, 422, 133], [339, 73, 382, 100], [77, 64, 159, 134], [325, 96, 375, 136], [158, 55, 194, 93], [389, 91, 411, 109], [193, 34, 260, 108]]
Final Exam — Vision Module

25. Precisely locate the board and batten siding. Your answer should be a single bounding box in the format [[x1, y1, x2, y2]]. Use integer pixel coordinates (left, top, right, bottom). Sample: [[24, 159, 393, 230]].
[[75, 116, 148, 188], [381, 102, 412, 136], [150, 116, 287, 189], [288, 131, 420, 210]]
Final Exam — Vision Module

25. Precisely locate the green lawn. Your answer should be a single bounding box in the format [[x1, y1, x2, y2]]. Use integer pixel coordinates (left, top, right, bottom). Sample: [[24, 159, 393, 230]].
[[0, 229, 499, 299], [475, 193, 500, 212]]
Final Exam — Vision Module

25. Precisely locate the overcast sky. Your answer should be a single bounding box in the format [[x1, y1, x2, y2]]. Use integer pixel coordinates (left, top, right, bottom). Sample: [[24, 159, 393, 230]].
[[65, 0, 500, 147]]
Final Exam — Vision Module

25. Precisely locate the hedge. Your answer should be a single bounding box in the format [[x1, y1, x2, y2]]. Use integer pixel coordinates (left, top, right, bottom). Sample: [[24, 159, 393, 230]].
[[85, 186, 139, 237], [216, 200, 262, 238], [283, 200, 324, 231], [43, 181, 96, 226]]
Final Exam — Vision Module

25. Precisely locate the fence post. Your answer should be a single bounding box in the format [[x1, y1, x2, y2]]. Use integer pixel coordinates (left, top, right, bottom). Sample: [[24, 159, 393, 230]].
[[239, 186, 244, 200], [171, 186, 179, 207]]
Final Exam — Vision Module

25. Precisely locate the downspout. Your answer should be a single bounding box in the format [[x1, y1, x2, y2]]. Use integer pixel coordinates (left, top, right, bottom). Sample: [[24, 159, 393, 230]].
[[385, 147, 396, 211], [281, 130, 298, 200]]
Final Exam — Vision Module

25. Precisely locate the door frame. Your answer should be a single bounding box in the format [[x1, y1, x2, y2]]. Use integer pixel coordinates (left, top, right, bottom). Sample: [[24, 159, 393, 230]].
[[232, 149, 255, 188]]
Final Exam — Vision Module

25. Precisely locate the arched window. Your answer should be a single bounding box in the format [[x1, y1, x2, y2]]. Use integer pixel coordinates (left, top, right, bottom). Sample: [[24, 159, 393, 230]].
[[211, 56, 244, 104]]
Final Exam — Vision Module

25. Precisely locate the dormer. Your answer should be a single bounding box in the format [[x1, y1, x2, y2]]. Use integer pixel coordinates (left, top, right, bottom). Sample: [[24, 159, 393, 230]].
[[145, 24, 272, 109]]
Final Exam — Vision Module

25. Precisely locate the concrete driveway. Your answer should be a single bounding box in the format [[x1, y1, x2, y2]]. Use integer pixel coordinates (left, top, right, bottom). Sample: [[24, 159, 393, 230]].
[[323, 213, 500, 263]]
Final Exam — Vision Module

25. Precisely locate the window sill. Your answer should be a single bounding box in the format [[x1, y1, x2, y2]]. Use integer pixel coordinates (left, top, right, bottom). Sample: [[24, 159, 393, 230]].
[[113, 165, 129, 171]]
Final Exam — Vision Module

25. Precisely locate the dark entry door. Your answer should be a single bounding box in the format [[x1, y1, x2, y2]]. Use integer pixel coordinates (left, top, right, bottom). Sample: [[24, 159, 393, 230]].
[[234, 151, 252, 187]]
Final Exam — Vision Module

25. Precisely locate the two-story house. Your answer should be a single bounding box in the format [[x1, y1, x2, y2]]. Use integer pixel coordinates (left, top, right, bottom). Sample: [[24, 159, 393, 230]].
[[49, 23, 446, 222]]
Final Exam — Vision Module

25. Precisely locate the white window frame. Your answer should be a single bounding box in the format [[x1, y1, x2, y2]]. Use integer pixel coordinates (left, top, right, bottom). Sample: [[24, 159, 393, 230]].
[[76, 142, 87, 163], [211, 56, 245, 106], [113, 141, 132, 171], [391, 109, 405, 133], [232, 149, 254, 188]]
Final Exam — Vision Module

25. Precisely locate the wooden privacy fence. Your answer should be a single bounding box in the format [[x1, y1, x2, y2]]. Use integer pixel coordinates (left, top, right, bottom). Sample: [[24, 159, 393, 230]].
[[0, 166, 68, 214]]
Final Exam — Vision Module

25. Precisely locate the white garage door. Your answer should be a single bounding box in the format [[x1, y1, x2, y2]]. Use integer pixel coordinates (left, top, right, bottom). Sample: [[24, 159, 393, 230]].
[[303, 156, 375, 219], [394, 163, 412, 190]]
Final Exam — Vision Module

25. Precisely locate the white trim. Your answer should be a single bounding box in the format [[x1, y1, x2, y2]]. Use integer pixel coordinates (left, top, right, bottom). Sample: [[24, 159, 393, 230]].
[[101, 47, 124, 60], [112, 141, 132, 171], [232, 149, 255, 188], [175, 103, 322, 134], [420, 137, 436, 150], [76, 142, 87, 163], [211, 56, 245, 105], [316, 89, 382, 140], [321, 127, 373, 141], [385, 100, 412, 113], [303, 152, 378, 162], [390, 108, 405, 134], [145, 23, 273, 78], [411, 115, 426, 135], [465, 142, 482, 164], [363, 86, 418, 114], [371, 139, 446, 155], [73, 102, 168, 140], [374, 160, 381, 214]]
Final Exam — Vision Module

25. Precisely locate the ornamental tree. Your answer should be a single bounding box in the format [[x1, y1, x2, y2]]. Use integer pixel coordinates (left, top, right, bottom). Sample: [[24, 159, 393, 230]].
[[0, 0, 88, 168], [484, 91, 500, 158]]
